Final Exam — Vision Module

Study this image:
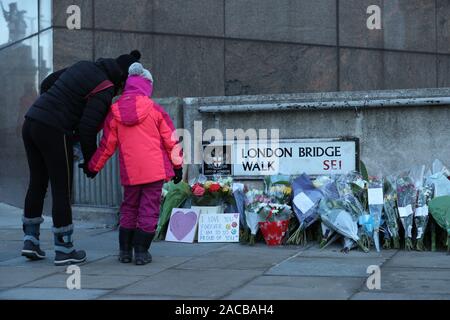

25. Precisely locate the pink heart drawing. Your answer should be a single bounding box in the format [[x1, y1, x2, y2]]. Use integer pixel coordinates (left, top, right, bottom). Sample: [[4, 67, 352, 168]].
[[170, 211, 198, 241]]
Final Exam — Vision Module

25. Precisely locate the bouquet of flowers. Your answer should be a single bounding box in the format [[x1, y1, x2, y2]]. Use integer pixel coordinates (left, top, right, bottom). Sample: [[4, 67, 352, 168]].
[[428, 195, 450, 253], [383, 176, 401, 249], [336, 174, 368, 251], [287, 174, 323, 245], [427, 159, 450, 197], [190, 176, 234, 207], [318, 198, 369, 253], [244, 190, 270, 245], [411, 166, 434, 251], [155, 181, 191, 240], [367, 176, 384, 252], [313, 176, 340, 247], [396, 171, 416, 250]]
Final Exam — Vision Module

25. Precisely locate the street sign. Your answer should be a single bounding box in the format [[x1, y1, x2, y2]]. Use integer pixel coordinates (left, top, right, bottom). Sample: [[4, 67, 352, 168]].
[[202, 138, 359, 177]]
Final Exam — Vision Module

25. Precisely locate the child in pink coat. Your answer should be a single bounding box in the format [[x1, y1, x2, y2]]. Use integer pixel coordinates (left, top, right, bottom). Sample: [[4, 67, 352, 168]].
[[88, 63, 183, 265]]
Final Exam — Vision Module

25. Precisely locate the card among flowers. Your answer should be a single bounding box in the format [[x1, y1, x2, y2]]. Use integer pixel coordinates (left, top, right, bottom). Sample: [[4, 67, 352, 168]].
[[165, 208, 200, 243]]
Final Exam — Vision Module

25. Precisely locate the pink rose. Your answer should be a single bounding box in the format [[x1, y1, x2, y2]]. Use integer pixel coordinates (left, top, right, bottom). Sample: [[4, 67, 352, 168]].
[[192, 184, 206, 197]]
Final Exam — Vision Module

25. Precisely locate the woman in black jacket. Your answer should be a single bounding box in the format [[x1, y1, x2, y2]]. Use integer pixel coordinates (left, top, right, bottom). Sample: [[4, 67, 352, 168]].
[[21, 50, 141, 266]]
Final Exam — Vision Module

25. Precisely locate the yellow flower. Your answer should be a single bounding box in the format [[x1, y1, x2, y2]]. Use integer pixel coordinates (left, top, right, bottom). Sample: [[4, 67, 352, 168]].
[[204, 181, 213, 190], [284, 187, 292, 196], [222, 185, 230, 194]]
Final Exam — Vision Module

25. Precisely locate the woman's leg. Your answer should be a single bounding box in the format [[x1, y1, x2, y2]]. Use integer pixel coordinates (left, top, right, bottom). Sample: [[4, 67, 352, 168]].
[[29, 120, 85, 265], [22, 119, 49, 220], [21, 119, 48, 260]]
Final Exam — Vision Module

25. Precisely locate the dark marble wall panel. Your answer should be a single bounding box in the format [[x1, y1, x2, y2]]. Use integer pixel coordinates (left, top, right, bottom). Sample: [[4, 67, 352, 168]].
[[339, 0, 384, 48], [95, 0, 152, 32], [94, 31, 154, 69], [340, 48, 384, 91], [53, 29, 93, 70], [438, 55, 450, 87], [0, 37, 39, 208], [151, 35, 225, 98], [52, 0, 92, 29], [437, 0, 450, 54], [153, 0, 224, 37], [383, 51, 436, 90], [383, 0, 435, 52], [225, 40, 337, 96], [340, 0, 436, 52], [226, 0, 336, 46]]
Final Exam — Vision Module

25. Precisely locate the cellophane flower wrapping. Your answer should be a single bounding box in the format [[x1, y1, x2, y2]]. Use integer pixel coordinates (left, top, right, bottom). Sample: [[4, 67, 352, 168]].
[[319, 199, 359, 243], [396, 171, 416, 250], [368, 176, 384, 252], [291, 174, 323, 229], [313, 176, 340, 246], [411, 166, 434, 250], [383, 176, 401, 249], [427, 159, 450, 197]]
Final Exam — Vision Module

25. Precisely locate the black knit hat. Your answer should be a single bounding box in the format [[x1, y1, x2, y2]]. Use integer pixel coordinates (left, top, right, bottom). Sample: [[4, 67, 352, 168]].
[[116, 50, 141, 80]]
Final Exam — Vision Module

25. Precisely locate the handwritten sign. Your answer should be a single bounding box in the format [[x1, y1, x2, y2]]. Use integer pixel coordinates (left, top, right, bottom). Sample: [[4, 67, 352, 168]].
[[198, 213, 240, 243], [165, 209, 200, 243]]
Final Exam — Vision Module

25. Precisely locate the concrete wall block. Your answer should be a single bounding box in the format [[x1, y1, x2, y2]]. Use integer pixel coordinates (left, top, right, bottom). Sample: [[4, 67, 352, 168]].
[[437, 0, 450, 54], [151, 35, 225, 98], [225, 40, 337, 96], [53, 0, 93, 29], [152, 0, 224, 37], [340, 48, 384, 91], [95, 0, 153, 31], [226, 0, 336, 46], [53, 29, 93, 70]]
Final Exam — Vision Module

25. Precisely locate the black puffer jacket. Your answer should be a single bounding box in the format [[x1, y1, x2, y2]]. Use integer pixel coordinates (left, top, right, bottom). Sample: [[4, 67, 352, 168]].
[[26, 58, 123, 163]]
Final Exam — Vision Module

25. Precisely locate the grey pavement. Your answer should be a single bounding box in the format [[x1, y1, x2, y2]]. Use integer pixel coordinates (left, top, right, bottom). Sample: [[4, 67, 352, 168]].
[[1, 202, 449, 300]]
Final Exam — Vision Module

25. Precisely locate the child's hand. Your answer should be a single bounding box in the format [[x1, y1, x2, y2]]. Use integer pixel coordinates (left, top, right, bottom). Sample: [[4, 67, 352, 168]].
[[172, 168, 183, 184]]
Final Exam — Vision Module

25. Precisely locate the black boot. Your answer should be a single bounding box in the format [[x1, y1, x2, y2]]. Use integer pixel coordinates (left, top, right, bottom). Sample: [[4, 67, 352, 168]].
[[53, 225, 87, 266], [22, 216, 46, 260], [133, 229, 154, 266], [119, 227, 134, 263]]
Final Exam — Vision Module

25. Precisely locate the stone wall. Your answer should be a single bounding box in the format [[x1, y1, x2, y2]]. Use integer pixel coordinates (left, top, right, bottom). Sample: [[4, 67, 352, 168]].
[[52, 0, 450, 98]]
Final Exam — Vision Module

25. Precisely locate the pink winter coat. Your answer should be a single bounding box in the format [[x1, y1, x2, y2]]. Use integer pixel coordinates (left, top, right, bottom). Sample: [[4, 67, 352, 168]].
[[88, 75, 183, 186]]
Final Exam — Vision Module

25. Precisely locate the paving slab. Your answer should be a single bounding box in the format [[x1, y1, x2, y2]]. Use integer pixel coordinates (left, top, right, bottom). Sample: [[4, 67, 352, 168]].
[[79, 255, 192, 276], [223, 275, 364, 300], [176, 245, 299, 271], [0, 266, 60, 288], [266, 256, 385, 277], [0, 250, 109, 268], [23, 273, 146, 290], [351, 292, 450, 300], [384, 251, 450, 269], [99, 294, 212, 300], [0, 287, 110, 300], [115, 268, 262, 299], [361, 269, 450, 295], [150, 241, 229, 257], [301, 244, 398, 259]]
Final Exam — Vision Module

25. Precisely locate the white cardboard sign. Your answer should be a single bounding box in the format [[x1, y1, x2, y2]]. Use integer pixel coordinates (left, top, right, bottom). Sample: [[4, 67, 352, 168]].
[[198, 213, 240, 243], [165, 209, 200, 243]]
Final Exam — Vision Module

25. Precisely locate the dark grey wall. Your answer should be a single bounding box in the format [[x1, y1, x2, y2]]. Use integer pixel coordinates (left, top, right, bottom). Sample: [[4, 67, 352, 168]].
[[52, 0, 450, 98]]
